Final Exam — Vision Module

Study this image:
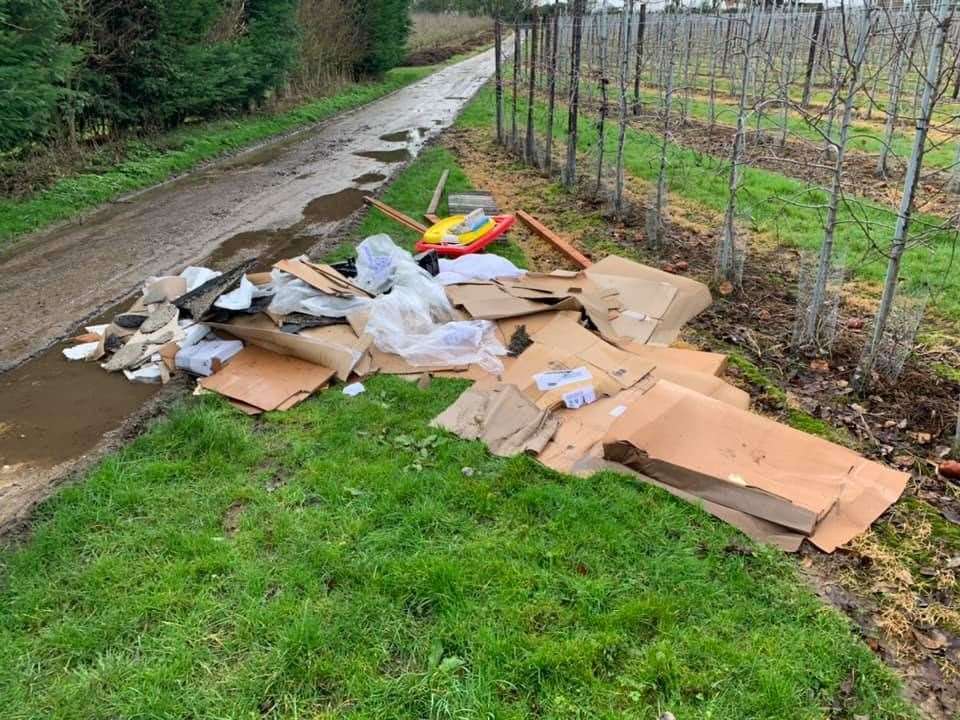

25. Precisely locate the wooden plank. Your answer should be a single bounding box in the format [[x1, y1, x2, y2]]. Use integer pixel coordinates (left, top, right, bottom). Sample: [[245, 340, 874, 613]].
[[516, 210, 592, 269], [424, 213, 440, 225], [425, 169, 449, 217], [363, 197, 427, 234], [449, 191, 499, 215]]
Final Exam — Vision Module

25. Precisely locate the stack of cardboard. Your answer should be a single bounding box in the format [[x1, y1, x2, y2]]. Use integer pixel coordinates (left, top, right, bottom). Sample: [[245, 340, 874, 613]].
[[432, 255, 908, 553]]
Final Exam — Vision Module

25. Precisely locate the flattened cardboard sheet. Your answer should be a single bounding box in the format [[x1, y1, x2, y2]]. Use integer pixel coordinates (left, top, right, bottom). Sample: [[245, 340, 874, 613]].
[[209, 314, 369, 380], [601, 380, 908, 551], [586, 256, 712, 345], [431, 383, 560, 457], [200, 345, 334, 412]]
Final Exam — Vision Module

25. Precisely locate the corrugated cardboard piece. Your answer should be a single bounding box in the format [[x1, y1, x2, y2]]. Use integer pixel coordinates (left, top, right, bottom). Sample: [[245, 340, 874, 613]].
[[601, 381, 908, 551], [200, 345, 335, 413], [209, 314, 369, 380], [585, 256, 712, 345], [431, 383, 560, 456]]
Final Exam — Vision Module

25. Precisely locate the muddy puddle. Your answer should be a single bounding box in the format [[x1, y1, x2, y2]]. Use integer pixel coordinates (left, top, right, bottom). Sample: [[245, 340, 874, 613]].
[[0, 310, 157, 468], [353, 172, 386, 185], [379, 130, 411, 142], [353, 148, 412, 163]]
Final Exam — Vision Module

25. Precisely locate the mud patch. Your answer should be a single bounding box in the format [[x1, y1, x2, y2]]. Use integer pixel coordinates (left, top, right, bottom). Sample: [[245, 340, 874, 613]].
[[379, 130, 411, 143], [223, 500, 247, 538], [353, 148, 412, 164], [302, 187, 368, 224], [0, 344, 157, 468], [352, 172, 386, 185]]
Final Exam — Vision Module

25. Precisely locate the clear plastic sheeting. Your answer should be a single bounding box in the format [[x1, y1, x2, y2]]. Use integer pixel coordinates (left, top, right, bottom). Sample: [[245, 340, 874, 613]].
[[435, 254, 525, 286], [268, 269, 370, 318], [355, 234, 417, 295], [366, 289, 506, 373]]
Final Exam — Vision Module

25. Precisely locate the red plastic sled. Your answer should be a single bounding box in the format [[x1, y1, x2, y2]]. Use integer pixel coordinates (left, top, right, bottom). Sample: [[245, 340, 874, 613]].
[[415, 215, 516, 257]]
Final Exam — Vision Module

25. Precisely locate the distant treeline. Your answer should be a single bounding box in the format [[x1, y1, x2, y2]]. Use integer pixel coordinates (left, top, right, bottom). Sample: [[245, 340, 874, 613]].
[[0, 0, 412, 154]]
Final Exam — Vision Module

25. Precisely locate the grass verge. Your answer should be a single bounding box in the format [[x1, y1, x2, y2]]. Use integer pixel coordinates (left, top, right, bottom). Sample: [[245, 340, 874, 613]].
[[0, 66, 437, 246], [0, 377, 912, 719]]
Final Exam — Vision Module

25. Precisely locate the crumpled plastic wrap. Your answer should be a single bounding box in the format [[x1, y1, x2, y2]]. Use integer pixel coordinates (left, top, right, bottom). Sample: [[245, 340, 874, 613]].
[[268, 269, 370, 318]]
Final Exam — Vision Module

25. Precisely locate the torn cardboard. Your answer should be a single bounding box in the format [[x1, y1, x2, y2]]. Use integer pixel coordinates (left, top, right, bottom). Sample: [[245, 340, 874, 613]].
[[601, 381, 908, 551], [200, 345, 334, 412], [585, 256, 712, 345], [209, 314, 369, 380], [431, 383, 560, 457]]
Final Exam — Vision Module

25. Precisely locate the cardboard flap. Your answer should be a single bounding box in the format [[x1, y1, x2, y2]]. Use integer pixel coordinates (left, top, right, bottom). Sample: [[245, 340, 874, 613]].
[[623, 344, 729, 377], [431, 383, 560, 457], [446, 283, 546, 320], [209, 314, 369, 381], [200, 345, 334, 412], [274, 258, 371, 298]]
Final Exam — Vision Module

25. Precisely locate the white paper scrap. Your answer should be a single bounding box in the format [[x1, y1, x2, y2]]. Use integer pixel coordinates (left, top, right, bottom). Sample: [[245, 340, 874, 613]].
[[562, 386, 597, 410], [534, 366, 592, 391], [342, 382, 366, 397]]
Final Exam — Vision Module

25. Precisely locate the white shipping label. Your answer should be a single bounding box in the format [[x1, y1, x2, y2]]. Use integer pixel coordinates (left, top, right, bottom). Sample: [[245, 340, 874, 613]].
[[563, 386, 597, 409], [534, 366, 592, 391]]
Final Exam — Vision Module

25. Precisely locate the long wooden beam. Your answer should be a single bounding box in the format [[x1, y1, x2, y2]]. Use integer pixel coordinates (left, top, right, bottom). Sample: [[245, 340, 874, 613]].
[[363, 197, 427, 234], [426, 170, 449, 217], [516, 210, 592, 269]]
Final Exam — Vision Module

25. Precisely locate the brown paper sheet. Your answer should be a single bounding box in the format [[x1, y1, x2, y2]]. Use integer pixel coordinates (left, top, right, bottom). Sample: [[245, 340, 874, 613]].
[[431, 383, 560, 457]]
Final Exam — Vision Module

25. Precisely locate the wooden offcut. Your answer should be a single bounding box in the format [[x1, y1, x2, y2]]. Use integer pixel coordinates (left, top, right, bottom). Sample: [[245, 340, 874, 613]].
[[363, 197, 427, 234], [426, 170, 449, 217], [516, 210, 592, 269]]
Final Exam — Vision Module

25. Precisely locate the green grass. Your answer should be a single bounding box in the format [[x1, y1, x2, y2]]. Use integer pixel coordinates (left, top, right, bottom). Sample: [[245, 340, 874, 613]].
[[0, 377, 913, 719], [460, 86, 960, 323], [0, 66, 437, 246]]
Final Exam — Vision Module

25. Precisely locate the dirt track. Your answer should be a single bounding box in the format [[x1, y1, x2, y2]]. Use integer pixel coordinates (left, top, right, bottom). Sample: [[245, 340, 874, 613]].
[[0, 49, 495, 535]]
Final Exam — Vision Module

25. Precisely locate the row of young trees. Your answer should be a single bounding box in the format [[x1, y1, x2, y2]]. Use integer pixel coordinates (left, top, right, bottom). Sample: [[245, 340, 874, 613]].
[[0, 0, 413, 155], [493, 0, 960, 393]]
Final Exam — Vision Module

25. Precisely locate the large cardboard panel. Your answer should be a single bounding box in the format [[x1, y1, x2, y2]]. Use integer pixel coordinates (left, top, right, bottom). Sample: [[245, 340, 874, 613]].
[[209, 314, 369, 380], [602, 380, 908, 550], [623, 343, 729, 376], [446, 283, 546, 319], [200, 345, 334, 412], [586, 256, 712, 344]]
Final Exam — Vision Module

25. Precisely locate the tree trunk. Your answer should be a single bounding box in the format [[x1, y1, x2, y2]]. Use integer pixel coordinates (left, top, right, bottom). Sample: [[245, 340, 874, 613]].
[[615, 0, 634, 217], [718, 4, 758, 287], [565, 0, 584, 189], [512, 17, 521, 148], [495, 18, 504, 145], [525, 9, 540, 165], [595, 1, 610, 196], [545, 3, 560, 174], [802, 3, 824, 108], [633, 3, 647, 114], [857, 0, 955, 391], [800, 6, 874, 349]]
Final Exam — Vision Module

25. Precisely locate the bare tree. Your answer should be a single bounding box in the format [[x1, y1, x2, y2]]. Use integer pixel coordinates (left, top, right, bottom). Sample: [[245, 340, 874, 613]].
[[565, 0, 585, 189], [857, 0, 956, 391]]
